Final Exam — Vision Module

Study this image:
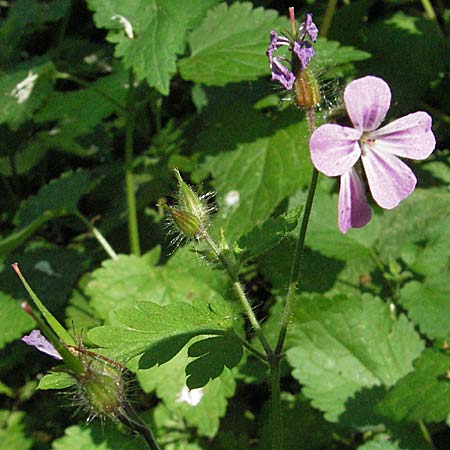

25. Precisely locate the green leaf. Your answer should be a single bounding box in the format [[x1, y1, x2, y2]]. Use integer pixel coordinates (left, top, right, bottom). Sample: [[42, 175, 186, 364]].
[[400, 273, 450, 340], [202, 113, 311, 242], [37, 371, 76, 390], [375, 188, 449, 262], [0, 291, 33, 350], [137, 343, 236, 438], [368, 13, 448, 114], [237, 207, 300, 259], [88, 297, 236, 364], [85, 247, 230, 323], [377, 349, 450, 423], [0, 60, 56, 129], [0, 244, 86, 311], [35, 69, 128, 135], [13, 169, 91, 229], [313, 38, 371, 74], [357, 438, 402, 450], [0, 381, 14, 397], [304, 191, 376, 261], [259, 393, 335, 450], [186, 334, 243, 389], [0, 0, 69, 52], [52, 422, 144, 449], [179, 2, 285, 86], [0, 136, 48, 177], [286, 294, 424, 422], [0, 411, 32, 450], [87, 0, 218, 95]]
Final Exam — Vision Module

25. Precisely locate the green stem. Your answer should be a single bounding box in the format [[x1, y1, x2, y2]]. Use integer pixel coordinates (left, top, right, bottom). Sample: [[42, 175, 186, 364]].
[[76, 212, 118, 260], [233, 332, 268, 364], [202, 232, 273, 358], [420, 0, 437, 20], [418, 420, 434, 446], [320, 0, 338, 38], [269, 355, 282, 450], [120, 402, 161, 450], [125, 69, 141, 256], [275, 107, 318, 356], [56, 72, 125, 112], [275, 167, 319, 356], [13, 266, 84, 375]]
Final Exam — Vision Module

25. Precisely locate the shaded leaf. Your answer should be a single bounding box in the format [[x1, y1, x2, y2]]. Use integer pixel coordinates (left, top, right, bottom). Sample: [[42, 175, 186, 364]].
[[13, 169, 91, 229], [237, 207, 300, 259], [137, 343, 236, 438], [0, 60, 56, 129], [377, 349, 450, 423], [88, 298, 236, 363], [186, 334, 243, 389], [0, 292, 33, 349]]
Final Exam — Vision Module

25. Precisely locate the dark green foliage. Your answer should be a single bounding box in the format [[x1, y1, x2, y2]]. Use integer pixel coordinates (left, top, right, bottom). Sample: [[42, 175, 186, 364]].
[[0, 0, 448, 449]]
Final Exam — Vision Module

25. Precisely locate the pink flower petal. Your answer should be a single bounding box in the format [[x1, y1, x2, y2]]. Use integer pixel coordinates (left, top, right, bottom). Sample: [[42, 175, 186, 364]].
[[344, 76, 391, 132], [309, 124, 362, 176], [361, 148, 417, 210], [338, 168, 372, 233], [369, 111, 436, 160], [22, 329, 62, 360]]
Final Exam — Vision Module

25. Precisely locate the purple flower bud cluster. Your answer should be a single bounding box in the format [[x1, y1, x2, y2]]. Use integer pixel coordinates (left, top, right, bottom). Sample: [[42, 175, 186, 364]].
[[266, 13, 318, 90]]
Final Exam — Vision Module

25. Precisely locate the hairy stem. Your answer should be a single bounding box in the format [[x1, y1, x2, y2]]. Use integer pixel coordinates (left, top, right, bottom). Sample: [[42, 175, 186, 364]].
[[275, 105, 318, 356], [125, 69, 141, 256], [269, 354, 282, 450], [120, 402, 161, 450], [202, 231, 273, 358]]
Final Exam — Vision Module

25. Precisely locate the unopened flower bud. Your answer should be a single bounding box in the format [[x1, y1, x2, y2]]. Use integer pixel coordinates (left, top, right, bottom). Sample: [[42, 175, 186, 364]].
[[294, 67, 321, 108], [166, 169, 212, 241], [166, 206, 202, 239], [174, 169, 209, 224]]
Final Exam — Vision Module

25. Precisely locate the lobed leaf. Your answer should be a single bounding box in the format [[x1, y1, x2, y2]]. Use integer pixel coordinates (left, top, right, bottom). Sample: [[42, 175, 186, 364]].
[[88, 297, 237, 363]]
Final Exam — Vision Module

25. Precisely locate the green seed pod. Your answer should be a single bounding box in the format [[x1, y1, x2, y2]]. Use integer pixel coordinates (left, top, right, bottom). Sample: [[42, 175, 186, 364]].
[[69, 346, 127, 420], [293, 67, 321, 108]]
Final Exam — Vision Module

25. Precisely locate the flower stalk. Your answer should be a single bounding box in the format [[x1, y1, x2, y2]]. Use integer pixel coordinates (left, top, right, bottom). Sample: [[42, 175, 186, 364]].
[[125, 69, 141, 256]]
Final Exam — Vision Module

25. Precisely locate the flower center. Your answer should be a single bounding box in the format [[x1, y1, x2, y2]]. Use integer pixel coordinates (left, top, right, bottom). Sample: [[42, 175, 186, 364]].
[[359, 135, 376, 156]]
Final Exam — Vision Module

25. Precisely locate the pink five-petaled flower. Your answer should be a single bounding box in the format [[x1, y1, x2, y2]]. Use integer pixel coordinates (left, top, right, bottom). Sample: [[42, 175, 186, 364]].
[[309, 76, 436, 233]]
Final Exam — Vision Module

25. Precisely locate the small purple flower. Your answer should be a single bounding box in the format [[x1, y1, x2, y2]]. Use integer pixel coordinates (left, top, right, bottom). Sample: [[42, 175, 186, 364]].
[[298, 13, 319, 42], [266, 12, 318, 91], [22, 329, 62, 360], [310, 76, 436, 233]]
